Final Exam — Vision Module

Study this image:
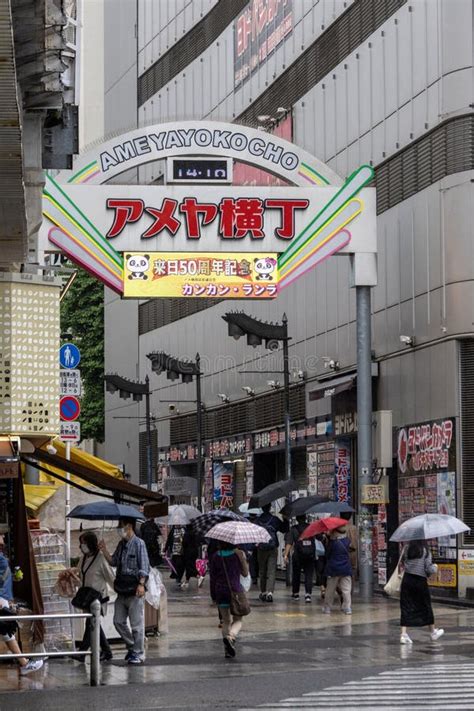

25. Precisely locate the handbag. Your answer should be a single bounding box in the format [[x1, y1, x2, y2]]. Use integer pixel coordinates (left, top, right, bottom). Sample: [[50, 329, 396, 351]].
[[222, 556, 251, 617], [384, 549, 405, 597], [71, 552, 104, 611]]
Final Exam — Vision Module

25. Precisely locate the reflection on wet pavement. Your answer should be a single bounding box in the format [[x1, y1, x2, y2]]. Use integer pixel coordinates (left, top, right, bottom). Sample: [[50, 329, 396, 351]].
[[1, 579, 474, 693]]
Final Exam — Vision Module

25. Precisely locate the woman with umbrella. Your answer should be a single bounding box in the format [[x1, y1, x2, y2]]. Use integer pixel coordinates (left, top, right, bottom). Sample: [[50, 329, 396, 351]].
[[399, 540, 443, 645], [390, 513, 469, 644]]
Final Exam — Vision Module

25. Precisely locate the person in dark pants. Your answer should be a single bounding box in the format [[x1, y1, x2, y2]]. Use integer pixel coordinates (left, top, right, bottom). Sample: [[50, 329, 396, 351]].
[[284, 516, 316, 603], [74, 531, 115, 662], [255, 504, 288, 602], [139, 514, 162, 568]]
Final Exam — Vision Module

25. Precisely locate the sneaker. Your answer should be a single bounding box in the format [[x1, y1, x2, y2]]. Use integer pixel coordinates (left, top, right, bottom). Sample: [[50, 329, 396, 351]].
[[20, 659, 44, 675], [291, 594, 300, 601], [100, 651, 113, 662], [124, 649, 133, 661], [430, 628, 444, 641], [180, 581, 189, 590], [400, 633, 413, 645], [127, 653, 144, 665], [322, 605, 331, 614], [197, 575, 204, 588], [266, 593, 273, 603], [259, 593, 267, 602], [305, 595, 312, 604], [343, 608, 352, 615], [223, 636, 236, 658]]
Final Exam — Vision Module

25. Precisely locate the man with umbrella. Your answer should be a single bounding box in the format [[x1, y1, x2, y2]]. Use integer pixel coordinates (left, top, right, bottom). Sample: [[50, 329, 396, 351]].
[[254, 504, 289, 603], [100, 517, 150, 665]]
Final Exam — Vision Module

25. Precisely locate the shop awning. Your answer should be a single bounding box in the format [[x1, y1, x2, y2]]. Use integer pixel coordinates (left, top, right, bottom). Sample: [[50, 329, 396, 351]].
[[308, 375, 355, 401], [23, 484, 57, 513], [38, 439, 124, 484], [21, 448, 168, 511]]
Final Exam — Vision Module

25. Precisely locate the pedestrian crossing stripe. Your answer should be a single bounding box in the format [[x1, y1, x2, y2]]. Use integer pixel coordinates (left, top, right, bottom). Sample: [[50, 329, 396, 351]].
[[241, 663, 474, 710]]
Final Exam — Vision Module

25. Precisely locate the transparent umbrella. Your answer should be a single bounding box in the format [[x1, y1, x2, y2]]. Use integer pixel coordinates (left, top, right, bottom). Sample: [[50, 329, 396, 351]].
[[390, 514, 469, 542], [156, 504, 201, 526]]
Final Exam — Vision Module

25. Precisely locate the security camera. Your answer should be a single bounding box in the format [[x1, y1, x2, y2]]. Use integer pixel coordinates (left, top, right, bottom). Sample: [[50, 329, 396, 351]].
[[218, 393, 230, 404], [265, 339, 280, 351], [242, 386, 255, 396], [46, 444, 57, 455], [400, 335, 415, 347]]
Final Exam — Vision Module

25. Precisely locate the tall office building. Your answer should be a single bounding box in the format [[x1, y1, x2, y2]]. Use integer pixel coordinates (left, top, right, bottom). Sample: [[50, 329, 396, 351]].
[[104, 0, 474, 596]]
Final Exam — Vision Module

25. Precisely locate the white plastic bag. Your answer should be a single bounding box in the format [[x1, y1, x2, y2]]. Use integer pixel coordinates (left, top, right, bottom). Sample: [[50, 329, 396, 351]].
[[240, 574, 251, 592], [145, 567, 162, 609]]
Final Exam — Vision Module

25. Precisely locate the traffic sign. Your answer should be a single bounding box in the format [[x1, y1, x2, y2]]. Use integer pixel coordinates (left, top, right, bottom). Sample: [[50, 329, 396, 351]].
[[60, 369, 81, 397], [60, 395, 81, 422], [59, 343, 81, 369], [60, 421, 81, 442]]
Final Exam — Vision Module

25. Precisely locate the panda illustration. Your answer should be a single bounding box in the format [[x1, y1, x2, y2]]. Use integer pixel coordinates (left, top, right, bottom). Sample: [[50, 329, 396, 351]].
[[254, 257, 277, 281], [126, 254, 150, 280]]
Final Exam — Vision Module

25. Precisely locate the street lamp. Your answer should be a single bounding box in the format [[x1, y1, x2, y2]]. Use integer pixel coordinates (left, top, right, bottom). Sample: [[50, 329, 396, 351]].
[[104, 373, 153, 491], [222, 311, 292, 481], [147, 351, 203, 509]]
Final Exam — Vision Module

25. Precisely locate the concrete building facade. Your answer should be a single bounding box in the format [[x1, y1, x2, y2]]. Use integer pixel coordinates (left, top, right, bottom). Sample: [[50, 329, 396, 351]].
[[103, 0, 474, 596]]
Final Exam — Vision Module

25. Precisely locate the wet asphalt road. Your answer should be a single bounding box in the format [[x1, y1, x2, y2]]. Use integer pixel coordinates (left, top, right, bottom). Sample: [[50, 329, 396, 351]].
[[1, 582, 474, 710]]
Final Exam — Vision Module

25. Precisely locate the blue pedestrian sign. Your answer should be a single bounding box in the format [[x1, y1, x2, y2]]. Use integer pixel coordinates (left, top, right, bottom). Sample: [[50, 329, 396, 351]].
[[60, 343, 81, 369]]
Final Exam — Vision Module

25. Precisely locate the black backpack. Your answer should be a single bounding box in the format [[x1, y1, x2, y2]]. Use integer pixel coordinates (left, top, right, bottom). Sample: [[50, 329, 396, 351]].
[[257, 515, 279, 550], [294, 527, 315, 558]]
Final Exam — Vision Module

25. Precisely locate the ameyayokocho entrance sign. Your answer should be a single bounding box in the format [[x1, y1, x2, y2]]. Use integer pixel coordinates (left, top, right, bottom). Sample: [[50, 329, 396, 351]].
[[40, 121, 377, 295]]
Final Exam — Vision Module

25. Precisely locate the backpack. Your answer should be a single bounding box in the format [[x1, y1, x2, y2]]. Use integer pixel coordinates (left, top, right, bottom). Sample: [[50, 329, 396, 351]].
[[293, 526, 315, 558], [257, 515, 279, 551]]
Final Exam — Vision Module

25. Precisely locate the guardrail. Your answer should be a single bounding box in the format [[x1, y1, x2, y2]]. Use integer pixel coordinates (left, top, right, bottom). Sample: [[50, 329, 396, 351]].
[[0, 598, 101, 686]]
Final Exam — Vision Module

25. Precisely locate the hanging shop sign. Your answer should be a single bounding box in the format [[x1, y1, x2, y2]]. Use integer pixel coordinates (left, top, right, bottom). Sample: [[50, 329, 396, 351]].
[[206, 435, 252, 459], [245, 453, 254, 498], [361, 483, 388, 505], [234, 0, 293, 85], [123, 252, 279, 299], [397, 418, 457, 593], [335, 439, 351, 504], [213, 461, 234, 509]]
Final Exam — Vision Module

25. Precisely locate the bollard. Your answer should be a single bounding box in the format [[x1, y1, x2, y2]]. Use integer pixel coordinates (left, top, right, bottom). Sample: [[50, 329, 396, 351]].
[[90, 599, 101, 687]]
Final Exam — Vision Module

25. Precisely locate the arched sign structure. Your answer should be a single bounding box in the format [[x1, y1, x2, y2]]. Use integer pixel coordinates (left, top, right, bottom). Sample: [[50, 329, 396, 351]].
[[41, 121, 376, 295]]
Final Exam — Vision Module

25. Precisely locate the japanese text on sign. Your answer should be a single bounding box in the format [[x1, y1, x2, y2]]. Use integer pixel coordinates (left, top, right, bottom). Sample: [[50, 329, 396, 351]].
[[335, 440, 351, 504], [398, 419, 453, 473], [123, 252, 279, 299], [107, 197, 308, 241]]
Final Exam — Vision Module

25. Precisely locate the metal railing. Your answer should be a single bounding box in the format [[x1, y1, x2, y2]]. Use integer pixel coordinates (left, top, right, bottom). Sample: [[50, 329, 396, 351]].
[[0, 599, 101, 686]]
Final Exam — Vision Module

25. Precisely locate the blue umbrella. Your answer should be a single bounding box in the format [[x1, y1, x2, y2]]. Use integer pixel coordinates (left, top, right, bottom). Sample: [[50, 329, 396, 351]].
[[68, 501, 144, 521]]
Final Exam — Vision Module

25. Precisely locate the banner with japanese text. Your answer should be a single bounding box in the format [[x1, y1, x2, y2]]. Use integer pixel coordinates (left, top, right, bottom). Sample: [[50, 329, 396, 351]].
[[123, 252, 279, 298], [213, 461, 234, 509], [335, 439, 351, 505]]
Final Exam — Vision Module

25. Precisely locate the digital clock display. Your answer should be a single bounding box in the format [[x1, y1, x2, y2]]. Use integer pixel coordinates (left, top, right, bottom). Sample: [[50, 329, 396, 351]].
[[170, 158, 231, 183]]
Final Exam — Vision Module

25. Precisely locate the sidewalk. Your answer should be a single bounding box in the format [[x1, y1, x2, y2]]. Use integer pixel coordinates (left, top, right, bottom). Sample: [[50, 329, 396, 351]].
[[0, 576, 470, 695]]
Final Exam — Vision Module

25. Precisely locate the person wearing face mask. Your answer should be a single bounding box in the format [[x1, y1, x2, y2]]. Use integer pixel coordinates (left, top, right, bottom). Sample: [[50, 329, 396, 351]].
[[100, 518, 150, 665], [73, 531, 115, 662]]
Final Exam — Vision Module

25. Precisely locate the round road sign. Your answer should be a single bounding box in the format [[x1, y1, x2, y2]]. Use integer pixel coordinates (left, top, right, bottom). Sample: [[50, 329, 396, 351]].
[[60, 395, 81, 422], [60, 343, 81, 369]]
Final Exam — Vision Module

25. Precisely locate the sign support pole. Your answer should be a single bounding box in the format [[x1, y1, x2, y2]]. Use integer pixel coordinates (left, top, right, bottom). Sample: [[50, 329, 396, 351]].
[[65, 440, 71, 564], [196, 353, 203, 511], [356, 284, 373, 599], [282, 314, 291, 482], [145, 375, 153, 491]]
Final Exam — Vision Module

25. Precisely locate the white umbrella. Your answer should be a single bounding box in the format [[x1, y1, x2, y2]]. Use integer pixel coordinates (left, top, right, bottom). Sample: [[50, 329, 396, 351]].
[[156, 504, 201, 526], [206, 520, 271, 545], [390, 514, 469, 542], [238, 502, 263, 516]]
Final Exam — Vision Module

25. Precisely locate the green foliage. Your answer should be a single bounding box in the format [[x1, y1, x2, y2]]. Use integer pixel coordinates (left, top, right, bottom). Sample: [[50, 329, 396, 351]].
[[61, 269, 104, 442]]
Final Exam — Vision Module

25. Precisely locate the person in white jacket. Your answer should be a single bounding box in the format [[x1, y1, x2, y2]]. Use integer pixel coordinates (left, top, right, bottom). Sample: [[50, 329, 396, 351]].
[[73, 531, 115, 661]]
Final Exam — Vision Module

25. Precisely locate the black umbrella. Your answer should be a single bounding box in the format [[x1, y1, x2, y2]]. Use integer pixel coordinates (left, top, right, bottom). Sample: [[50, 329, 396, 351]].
[[280, 495, 331, 518], [248, 480, 298, 509], [306, 501, 355, 515], [189, 509, 244, 538]]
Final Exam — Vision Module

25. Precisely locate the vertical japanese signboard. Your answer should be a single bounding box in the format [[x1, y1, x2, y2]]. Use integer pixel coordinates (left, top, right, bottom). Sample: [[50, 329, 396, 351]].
[[234, 0, 293, 85], [397, 418, 457, 592], [335, 439, 351, 504], [213, 461, 234, 509]]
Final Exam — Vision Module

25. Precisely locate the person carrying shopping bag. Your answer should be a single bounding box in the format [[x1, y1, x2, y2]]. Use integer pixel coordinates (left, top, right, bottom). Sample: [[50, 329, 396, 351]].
[[210, 542, 249, 659]]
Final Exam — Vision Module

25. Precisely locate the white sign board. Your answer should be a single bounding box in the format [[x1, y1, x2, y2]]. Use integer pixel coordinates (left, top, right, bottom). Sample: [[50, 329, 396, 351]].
[[60, 369, 82, 397], [42, 185, 376, 256], [60, 421, 81, 442]]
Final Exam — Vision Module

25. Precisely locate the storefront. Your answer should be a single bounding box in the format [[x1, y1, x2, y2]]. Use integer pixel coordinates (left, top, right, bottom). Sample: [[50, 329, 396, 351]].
[[397, 418, 457, 598]]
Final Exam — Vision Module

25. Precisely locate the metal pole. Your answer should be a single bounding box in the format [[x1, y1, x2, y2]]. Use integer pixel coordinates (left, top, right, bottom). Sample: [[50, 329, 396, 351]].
[[145, 375, 153, 490], [356, 285, 373, 600], [90, 599, 101, 687], [65, 441, 71, 563], [195, 353, 203, 511], [282, 314, 291, 481]]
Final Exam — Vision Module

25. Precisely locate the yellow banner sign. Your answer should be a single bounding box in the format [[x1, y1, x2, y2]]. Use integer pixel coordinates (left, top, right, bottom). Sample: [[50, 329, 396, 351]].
[[123, 252, 279, 298], [361, 484, 389, 505], [428, 563, 457, 588]]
